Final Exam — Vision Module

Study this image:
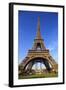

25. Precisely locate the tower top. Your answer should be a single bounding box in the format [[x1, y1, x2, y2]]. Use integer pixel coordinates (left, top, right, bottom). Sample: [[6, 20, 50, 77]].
[[36, 17, 42, 39], [32, 17, 46, 50]]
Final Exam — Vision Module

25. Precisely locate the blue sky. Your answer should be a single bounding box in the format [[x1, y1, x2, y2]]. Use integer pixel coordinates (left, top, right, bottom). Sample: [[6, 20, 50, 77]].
[[18, 10, 58, 64]]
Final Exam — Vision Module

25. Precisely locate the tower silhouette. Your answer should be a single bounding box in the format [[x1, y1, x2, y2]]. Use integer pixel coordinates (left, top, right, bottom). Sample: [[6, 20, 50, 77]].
[[19, 17, 58, 75]]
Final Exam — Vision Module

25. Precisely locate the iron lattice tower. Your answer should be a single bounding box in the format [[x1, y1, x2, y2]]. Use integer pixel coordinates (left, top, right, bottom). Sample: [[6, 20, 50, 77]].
[[19, 17, 58, 74]]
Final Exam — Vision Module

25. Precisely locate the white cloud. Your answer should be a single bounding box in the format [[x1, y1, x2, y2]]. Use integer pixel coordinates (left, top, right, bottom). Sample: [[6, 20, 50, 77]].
[[47, 41, 58, 62], [47, 41, 57, 51]]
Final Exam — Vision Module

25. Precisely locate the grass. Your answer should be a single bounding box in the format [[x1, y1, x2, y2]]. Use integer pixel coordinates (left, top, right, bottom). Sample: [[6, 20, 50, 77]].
[[19, 72, 58, 79]]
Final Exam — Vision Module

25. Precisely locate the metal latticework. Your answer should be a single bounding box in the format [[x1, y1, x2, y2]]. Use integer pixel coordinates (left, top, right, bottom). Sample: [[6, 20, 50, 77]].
[[19, 17, 58, 75]]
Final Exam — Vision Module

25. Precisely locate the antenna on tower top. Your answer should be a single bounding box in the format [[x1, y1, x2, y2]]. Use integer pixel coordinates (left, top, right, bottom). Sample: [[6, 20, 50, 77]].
[[36, 16, 42, 39]]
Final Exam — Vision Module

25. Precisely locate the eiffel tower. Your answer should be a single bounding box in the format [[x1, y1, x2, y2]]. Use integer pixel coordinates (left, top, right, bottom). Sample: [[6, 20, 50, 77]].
[[19, 17, 58, 75]]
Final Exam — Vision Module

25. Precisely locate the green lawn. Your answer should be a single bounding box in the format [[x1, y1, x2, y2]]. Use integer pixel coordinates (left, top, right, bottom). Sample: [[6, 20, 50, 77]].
[[19, 72, 58, 79]]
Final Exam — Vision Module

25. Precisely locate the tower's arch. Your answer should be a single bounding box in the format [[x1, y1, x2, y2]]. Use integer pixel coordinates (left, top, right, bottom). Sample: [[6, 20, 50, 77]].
[[23, 57, 53, 72]]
